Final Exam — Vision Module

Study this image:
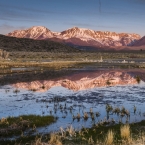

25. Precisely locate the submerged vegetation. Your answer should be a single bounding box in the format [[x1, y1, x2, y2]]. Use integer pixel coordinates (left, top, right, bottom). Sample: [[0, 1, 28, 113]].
[[135, 76, 141, 84], [1, 102, 145, 145]]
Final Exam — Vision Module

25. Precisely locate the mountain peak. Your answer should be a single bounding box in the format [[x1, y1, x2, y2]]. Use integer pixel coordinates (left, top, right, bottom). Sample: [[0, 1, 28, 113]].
[[60, 27, 95, 39], [29, 26, 50, 32], [7, 26, 54, 39], [7, 26, 141, 47], [71, 26, 80, 29], [31, 26, 47, 29], [67, 26, 92, 31]]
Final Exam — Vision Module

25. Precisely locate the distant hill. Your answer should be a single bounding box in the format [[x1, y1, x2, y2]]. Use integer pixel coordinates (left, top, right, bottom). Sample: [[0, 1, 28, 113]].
[[0, 34, 80, 52], [132, 36, 145, 46]]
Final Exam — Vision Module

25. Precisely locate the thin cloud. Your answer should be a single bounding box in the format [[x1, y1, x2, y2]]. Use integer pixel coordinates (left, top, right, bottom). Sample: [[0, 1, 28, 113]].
[[0, 2, 131, 21], [65, 22, 96, 28], [63, 22, 120, 31], [102, 11, 128, 15], [0, 4, 53, 22], [96, 25, 120, 29], [1, 1, 140, 26], [0, 4, 56, 14], [0, 24, 26, 34], [0, 24, 25, 30], [0, 16, 41, 22]]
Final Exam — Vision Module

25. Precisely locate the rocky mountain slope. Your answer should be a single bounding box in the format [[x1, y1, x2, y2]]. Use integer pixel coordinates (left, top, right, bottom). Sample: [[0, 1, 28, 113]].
[[132, 36, 145, 46], [7, 26, 141, 47], [0, 34, 79, 52]]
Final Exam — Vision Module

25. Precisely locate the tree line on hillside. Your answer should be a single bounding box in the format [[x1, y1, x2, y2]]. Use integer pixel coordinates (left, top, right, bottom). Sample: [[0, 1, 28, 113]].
[[0, 34, 79, 52]]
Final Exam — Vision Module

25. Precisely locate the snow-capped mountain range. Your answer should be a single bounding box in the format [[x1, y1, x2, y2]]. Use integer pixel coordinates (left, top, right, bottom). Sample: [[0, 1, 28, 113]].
[[7, 26, 141, 47]]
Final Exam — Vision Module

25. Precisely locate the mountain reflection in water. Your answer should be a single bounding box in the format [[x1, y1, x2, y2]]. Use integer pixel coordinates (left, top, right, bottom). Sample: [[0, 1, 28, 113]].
[[13, 71, 137, 92]]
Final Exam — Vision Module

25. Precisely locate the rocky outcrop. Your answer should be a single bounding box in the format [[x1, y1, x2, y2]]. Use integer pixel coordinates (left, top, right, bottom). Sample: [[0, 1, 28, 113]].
[[132, 36, 145, 46]]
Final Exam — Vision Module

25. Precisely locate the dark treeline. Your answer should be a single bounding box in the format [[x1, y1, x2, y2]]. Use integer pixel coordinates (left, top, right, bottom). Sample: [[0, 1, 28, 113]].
[[0, 34, 80, 52]]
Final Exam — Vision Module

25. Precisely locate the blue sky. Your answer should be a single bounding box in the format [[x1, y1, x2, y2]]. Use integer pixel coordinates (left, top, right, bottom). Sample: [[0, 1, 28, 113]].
[[0, 0, 145, 36]]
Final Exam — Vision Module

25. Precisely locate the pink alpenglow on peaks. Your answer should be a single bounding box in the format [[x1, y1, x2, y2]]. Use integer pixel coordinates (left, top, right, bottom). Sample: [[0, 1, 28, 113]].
[[7, 26, 141, 47]]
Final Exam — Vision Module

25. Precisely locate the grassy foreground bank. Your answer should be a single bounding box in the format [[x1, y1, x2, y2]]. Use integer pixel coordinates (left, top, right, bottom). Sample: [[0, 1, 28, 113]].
[[0, 115, 56, 145], [1, 121, 145, 145]]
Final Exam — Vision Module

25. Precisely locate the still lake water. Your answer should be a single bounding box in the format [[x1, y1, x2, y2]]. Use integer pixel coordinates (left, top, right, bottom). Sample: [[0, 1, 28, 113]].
[[0, 69, 145, 134]]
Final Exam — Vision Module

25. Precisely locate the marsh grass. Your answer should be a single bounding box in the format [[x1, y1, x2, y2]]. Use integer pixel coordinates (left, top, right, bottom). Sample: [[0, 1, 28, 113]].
[[66, 125, 76, 137], [0, 61, 93, 70], [13, 89, 20, 93], [49, 133, 62, 145], [135, 76, 141, 84], [59, 124, 145, 145], [105, 130, 114, 145], [1, 102, 145, 145], [120, 124, 132, 144], [2, 121, 145, 145], [0, 115, 56, 137], [0, 117, 8, 124], [8, 51, 145, 62]]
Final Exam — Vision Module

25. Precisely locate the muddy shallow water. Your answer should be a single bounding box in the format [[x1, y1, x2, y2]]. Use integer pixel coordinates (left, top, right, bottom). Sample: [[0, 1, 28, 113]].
[[0, 69, 145, 134]]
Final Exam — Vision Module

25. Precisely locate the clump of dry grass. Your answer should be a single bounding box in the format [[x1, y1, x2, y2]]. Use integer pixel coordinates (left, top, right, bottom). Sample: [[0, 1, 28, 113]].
[[31, 137, 49, 145], [60, 127, 65, 137], [121, 124, 132, 144], [105, 130, 114, 145], [131, 132, 145, 145], [83, 112, 89, 120], [0, 117, 7, 124], [22, 125, 145, 145], [88, 136, 94, 144], [49, 133, 62, 145], [66, 125, 76, 137], [0, 117, 9, 125], [76, 113, 81, 120], [120, 124, 130, 140]]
